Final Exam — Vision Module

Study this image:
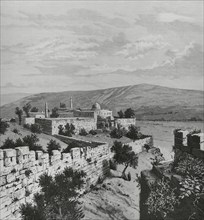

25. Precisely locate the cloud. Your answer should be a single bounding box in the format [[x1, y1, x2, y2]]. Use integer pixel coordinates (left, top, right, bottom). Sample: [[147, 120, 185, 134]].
[[116, 35, 168, 59]]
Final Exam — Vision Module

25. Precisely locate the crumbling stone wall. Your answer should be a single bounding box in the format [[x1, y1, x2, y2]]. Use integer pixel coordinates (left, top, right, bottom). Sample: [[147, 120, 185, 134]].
[[0, 143, 110, 220], [35, 118, 97, 135], [115, 118, 136, 129]]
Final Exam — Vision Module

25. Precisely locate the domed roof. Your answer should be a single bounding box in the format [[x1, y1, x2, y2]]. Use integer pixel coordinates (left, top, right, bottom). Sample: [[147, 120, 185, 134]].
[[92, 102, 101, 110]]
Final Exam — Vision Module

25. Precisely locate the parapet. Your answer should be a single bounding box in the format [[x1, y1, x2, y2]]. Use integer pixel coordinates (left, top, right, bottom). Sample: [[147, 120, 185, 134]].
[[173, 129, 204, 159]]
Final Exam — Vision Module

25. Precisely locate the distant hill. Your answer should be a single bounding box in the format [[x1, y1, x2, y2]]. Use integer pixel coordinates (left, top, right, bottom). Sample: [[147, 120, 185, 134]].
[[0, 93, 32, 106], [0, 84, 203, 121]]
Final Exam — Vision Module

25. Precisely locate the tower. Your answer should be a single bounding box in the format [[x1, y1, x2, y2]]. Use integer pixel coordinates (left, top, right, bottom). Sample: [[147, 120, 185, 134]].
[[45, 102, 49, 118], [70, 97, 73, 110]]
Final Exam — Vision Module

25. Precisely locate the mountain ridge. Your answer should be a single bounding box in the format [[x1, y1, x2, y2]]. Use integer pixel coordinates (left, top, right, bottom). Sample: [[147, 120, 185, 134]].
[[0, 84, 203, 121]]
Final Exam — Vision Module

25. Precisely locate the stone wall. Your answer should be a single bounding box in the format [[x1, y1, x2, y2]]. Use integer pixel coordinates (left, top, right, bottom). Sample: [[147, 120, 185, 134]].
[[73, 110, 97, 121], [114, 118, 136, 129], [0, 142, 110, 220], [23, 117, 35, 125], [35, 117, 97, 135]]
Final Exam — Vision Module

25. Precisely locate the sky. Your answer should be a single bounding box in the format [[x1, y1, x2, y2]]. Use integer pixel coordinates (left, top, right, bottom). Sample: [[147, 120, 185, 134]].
[[1, 0, 203, 94]]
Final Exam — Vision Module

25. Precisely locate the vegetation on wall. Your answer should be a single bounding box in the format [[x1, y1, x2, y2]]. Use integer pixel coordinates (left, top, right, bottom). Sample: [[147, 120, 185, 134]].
[[20, 167, 86, 220]]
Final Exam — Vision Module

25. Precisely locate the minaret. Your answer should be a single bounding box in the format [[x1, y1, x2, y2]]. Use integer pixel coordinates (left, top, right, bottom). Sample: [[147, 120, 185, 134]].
[[45, 102, 49, 118], [70, 97, 73, 110]]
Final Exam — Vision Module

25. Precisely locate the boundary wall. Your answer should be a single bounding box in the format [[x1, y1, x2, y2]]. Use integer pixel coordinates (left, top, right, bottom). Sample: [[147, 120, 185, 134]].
[[0, 142, 110, 220]]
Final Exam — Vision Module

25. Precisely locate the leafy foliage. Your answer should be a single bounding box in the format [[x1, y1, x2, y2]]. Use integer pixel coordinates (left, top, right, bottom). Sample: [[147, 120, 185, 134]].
[[126, 125, 142, 141], [23, 103, 32, 117], [117, 110, 124, 118], [50, 107, 59, 118], [89, 129, 97, 135], [60, 102, 66, 108], [110, 126, 127, 139], [0, 119, 9, 134], [47, 140, 61, 156], [58, 123, 75, 137], [79, 128, 88, 136], [30, 107, 39, 112], [1, 138, 16, 149], [15, 107, 23, 125], [124, 108, 135, 118], [30, 123, 42, 134], [23, 134, 43, 151], [20, 167, 86, 220], [146, 178, 179, 218], [111, 141, 138, 178]]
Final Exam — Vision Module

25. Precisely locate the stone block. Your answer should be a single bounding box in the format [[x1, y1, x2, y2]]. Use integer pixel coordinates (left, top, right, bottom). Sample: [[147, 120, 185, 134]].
[[6, 173, 16, 183], [0, 149, 4, 160], [3, 149, 16, 158], [0, 176, 7, 186], [29, 151, 36, 161], [16, 146, 29, 156], [0, 207, 11, 219], [13, 188, 25, 200]]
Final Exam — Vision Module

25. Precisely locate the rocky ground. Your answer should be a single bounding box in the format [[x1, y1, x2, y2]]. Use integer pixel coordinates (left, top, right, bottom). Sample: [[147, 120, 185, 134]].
[[81, 150, 162, 220]]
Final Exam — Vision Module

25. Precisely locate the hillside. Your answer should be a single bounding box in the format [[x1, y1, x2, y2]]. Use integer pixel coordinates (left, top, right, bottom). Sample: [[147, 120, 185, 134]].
[[0, 93, 33, 106], [0, 84, 203, 121]]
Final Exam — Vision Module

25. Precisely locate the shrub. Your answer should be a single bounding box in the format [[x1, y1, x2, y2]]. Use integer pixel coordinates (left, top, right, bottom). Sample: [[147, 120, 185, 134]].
[[146, 178, 179, 218], [0, 119, 9, 134], [12, 128, 19, 134], [1, 138, 16, 149], [64, 123, 75, 137], [47, 140, 61, 156], [25, 169, 32, 178], [23, 123, 31, 130], [124, 108, 135, 118], [20, 167, 86, 220], [58, 125, 64, 135], [30, 107, 39, 112], [23, 134, 43, 151], [89, 129, 97, 135], [30, 123, 42, 134], [10, 118, 16, 123], [15, 138, 25, 147], [126, 125, 141, 141], [50, 107, 59, 118], [109, 159, 117, 170], [110, 126, 127, 139], [79, 128, 88, 136]]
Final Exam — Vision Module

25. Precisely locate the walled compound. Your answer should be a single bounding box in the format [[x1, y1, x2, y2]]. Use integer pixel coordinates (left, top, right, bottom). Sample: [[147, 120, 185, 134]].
[[114, 118, 136, 129], [140, 129, 204, 220], [35, 117, 97, 135]]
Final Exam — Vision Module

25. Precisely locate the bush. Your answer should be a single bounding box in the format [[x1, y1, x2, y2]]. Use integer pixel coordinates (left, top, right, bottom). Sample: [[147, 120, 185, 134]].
[[79, 128, 88, 136], [1, 138, 16, 149], [23, 123, 31, 130], [126, 125, 141, 141], [20, 167, 86, 220], [30, 107, 39, 112], [15, 138, 25, 147], [0, 119, 9, 134], [47, 140, 61, 156], [110, 126, 126, 139], [89, 129, 97, 135], [50, 107, 59, 118], [10, 118, 16, 123], [12, 128, 19, 134], [30, 123, 42, 134], [109, 159, 117, 170], [58, 125, 64, 135], [23, 134, 43, 151]]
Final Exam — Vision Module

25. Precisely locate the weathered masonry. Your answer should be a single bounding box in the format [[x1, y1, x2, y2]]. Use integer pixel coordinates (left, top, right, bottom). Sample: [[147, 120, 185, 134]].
[[0, 141, 110, 220], [35, 117, 97, 135]]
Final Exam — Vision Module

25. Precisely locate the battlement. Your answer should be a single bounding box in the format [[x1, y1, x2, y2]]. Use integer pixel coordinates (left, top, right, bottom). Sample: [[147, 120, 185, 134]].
[[174, 129, 204, 159], [0, 143, 110, 219]]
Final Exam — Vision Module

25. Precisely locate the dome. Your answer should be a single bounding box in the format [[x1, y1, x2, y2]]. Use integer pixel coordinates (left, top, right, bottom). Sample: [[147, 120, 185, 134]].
[[92, 102, 101, 110]]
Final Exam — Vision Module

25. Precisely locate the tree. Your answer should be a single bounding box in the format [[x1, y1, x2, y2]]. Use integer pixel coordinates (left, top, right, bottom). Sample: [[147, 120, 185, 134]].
[[110, 126, 127, 139], [23, 134, 43, 151], [124, 108, 135, 118], [79, 128, 88, 136], [64, 123, 75, 137], [126, 125, 141, 141], [47, 140, 61, 156], [50, 107, 59, 118], [0, 119, 9, 134], [60, 102, 66, 108], [30, 107, 39, 112], [15, 107, 23, 125], [117, 110, 124, 118], [23, 103, 32, 117], [1, 138, 16, 149], [111, 141, 138, 178], [20, 167, 86, 220], [30, 123, 42, 134]]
